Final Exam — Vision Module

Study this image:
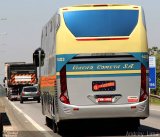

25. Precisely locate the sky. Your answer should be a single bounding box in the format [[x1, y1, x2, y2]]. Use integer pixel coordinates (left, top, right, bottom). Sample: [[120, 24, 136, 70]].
[[0, 0, 159, 82]]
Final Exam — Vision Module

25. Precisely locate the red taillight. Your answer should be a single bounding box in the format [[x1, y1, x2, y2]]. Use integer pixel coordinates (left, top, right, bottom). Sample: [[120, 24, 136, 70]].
[[59, 66, 70, 104], [37, 91, 41, 96], [140, 64, 148, 102], [76, 37, 129, 41], [22, 92, 25, 96], [60, 92, 70, 104]]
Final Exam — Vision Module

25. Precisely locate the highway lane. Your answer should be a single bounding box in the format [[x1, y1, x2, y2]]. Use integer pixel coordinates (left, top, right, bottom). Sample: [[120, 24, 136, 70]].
[[1, 97, 59, 137], [137, 105, 160, 136], [1, 89, 160, 137]]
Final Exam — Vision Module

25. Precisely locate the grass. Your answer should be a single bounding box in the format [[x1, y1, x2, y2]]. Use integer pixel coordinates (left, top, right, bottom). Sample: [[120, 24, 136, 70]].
[[150, 96, 160, 105]]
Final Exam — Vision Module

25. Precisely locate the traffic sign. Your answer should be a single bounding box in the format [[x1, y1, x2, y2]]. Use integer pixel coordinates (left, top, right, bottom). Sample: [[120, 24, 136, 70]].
[[149, 56, 156, 89]]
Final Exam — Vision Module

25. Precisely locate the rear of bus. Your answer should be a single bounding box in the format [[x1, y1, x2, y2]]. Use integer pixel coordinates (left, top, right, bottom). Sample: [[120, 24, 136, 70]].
[[55, 4, 149, 125]]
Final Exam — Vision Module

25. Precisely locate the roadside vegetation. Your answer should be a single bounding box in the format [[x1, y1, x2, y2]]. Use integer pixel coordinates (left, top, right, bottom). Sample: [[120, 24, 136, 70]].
[[149, 47, 160, 105], [150, 96, 160, 105], [149, 47, 160, 96]]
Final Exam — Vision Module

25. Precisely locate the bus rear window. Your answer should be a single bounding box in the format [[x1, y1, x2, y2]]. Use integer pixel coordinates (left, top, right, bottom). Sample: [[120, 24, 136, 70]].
[[63, 10, 139, 37]]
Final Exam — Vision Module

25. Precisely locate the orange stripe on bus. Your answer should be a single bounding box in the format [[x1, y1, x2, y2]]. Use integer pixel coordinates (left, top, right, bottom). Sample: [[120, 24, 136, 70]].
[[40, 75, 56, 87]]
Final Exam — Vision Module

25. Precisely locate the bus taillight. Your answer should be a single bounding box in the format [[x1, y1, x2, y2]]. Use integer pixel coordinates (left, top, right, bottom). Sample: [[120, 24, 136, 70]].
[[140, 64, 148, 102], [60, 66, 70, 104]]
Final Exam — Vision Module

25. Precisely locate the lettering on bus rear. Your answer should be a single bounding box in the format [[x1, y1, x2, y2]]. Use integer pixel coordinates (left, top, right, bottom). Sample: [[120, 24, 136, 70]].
[[66, 63, 139, 72]]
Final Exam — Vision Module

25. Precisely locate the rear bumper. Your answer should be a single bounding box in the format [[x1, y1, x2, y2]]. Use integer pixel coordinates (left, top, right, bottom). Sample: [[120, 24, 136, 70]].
[[21, 96, 40, 100], [9, 95, 19, 99], [57, 99, 149, 122]]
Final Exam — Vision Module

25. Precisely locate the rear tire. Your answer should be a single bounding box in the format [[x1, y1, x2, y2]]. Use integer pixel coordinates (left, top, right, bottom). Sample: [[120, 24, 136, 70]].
[[20, 99, 23, 104], [53, 120, 57, 133], [45, 117, 52, 128], [37, 98, 40, 103]]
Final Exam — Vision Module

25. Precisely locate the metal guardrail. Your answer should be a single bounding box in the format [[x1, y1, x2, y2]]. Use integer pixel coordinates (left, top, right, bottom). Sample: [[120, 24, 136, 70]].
[[150, 94, 160, 99], [0, 99, 5, 137]]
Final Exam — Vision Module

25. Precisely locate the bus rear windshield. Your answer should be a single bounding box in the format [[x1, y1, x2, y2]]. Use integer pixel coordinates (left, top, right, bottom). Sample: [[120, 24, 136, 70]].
[[63, 10, 139, 37]]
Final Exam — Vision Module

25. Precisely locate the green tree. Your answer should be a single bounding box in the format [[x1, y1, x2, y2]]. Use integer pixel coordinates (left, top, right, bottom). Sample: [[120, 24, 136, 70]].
[[150, 46, 160, 95], [156, 53, 160, 95], [152, 46, 158, 51], [151, 53, 160, 95]]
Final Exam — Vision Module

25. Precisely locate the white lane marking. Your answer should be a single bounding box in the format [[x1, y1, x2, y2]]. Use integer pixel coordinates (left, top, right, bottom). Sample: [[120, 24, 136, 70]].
[[150, 109, 160, 112], [8, 101, 54, 137], [9, 101, 46, 131]]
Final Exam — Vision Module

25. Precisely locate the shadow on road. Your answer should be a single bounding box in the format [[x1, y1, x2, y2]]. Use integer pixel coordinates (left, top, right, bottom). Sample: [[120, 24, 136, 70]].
[[61, 128, 127, 137], [59, 124, 160, 137], [137, 125, 160, 136], [2, 125, 160, 137], [1, 113, 11, 126], [57, 119, 132, 136]]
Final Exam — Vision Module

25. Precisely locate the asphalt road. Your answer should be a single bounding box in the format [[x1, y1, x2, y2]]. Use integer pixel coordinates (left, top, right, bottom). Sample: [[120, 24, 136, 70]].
[[0, 88, 160, 137], [1, 97, 57, 137]]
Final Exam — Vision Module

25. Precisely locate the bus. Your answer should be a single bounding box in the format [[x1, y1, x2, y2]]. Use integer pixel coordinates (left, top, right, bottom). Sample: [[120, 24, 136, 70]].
[[33, 4, 149, 133]]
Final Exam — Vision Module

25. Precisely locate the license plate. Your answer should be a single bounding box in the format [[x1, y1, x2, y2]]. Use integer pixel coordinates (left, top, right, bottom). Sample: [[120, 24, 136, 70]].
[[92, 81, 116, 91], [12, 95, 17, 98], [28, 97, 33, 100], [96, 97, 112, 103]]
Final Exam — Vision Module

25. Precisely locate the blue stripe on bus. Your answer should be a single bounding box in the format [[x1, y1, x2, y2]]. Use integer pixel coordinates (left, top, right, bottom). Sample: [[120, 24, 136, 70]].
[[56, 52, 149, 72], [57, 73, 141, 79], [130, 52, 149, 68], [56, 54, 77, 72]]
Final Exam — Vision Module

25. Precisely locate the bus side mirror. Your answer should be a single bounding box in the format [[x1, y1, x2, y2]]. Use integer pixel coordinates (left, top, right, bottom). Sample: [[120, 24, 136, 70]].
[[33, 48, 45, 67]]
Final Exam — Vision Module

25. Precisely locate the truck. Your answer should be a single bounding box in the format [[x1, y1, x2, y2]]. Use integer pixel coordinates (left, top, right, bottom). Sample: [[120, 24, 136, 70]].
[[3, 62, 37, 100]]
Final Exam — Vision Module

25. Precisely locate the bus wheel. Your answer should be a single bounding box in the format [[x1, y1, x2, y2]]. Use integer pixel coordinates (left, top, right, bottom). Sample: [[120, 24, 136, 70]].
[[46, 117, 52, 128], [52, 120, 57, 133], [20, 99, 23, 104], [37, 99, 40, 103]]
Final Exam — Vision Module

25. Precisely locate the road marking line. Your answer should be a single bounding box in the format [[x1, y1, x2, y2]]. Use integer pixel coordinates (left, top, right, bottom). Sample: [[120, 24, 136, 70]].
[[9, 101, 46, 131], [150, 109, 160, 112]]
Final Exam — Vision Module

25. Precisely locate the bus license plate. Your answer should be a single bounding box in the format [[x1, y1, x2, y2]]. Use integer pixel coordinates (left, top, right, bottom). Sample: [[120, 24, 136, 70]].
[[96, 97, 112, 103], [92, 81, 116, 91]]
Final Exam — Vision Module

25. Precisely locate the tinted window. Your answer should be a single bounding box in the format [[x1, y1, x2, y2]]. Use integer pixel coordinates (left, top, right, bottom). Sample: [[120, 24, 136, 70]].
[[63, 10, 139, 37], [24, 87, 37, 92]]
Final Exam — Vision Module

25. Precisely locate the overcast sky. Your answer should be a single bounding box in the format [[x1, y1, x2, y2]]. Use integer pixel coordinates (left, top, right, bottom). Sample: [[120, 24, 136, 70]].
[[0, 0, 159, 82]]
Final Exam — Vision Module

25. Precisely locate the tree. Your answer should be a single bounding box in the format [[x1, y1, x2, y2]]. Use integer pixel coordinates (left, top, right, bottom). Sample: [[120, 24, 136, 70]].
[[152, 46, 158, 51], [149, 46, 160, 95], [155, 53, 160, 95]]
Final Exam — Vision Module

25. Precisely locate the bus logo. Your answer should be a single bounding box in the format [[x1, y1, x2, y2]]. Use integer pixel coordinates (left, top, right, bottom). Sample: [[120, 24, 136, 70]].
[[92, 81, 116, 91]]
